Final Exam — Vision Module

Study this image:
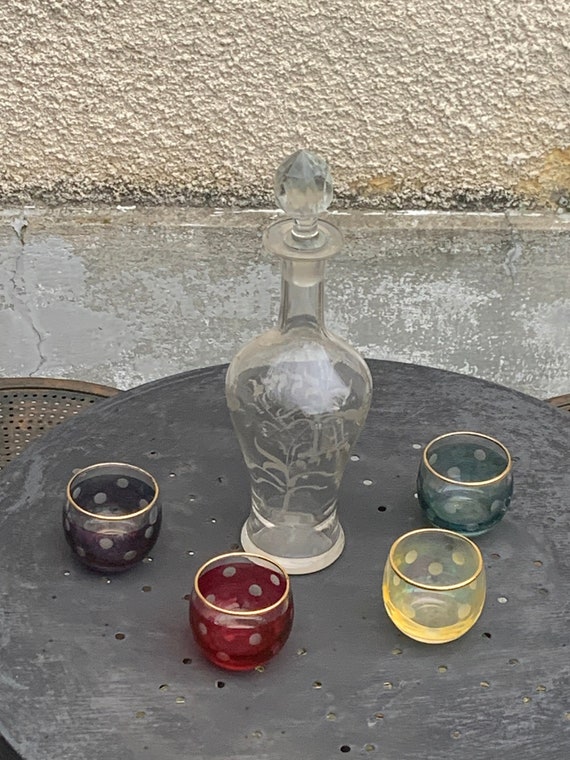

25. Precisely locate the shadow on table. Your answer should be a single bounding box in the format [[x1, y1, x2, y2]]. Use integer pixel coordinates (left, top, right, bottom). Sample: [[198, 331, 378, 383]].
[[0, 734, 21, 760]]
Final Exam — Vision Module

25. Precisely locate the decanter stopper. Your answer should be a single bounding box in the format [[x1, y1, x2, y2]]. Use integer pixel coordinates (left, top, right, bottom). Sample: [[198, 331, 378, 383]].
[[265, 149, 342, 258], [275, 149, 333, 241]]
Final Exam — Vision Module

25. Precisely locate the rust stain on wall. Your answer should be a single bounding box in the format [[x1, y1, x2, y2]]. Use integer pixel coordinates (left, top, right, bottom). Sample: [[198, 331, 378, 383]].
[[517, 146, 570, 206], [350, 175, 397, 197]]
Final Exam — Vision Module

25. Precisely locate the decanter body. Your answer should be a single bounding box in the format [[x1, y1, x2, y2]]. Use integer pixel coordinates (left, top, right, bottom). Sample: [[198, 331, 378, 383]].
[[225, 150, 372, 574]]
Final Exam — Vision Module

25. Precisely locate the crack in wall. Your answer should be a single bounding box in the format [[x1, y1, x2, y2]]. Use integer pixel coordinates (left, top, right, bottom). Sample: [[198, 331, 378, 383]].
[[6, 215, 49, 376], [503, 211, 523, 282]]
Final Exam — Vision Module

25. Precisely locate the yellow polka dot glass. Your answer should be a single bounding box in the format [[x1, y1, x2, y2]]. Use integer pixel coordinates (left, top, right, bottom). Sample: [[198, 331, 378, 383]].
[[382, 528, 486, 644]]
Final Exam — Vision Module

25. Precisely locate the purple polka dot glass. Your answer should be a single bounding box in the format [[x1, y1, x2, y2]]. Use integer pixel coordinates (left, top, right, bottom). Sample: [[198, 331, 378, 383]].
[[190, 552, 294, 671], [64, 463, 161, 572]]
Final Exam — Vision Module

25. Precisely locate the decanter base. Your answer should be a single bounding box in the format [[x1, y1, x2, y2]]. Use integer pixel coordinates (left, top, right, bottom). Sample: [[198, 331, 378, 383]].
[[240, 521, 345, 575]]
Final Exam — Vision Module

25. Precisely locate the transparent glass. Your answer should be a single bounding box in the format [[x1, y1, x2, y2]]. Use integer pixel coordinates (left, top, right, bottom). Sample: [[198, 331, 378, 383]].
[[226, 258, 371, 574], [226, 150, 372, 574], [189, 552, 293, 671], [417, 431, 514, 535], [382, 528, 486, 644]]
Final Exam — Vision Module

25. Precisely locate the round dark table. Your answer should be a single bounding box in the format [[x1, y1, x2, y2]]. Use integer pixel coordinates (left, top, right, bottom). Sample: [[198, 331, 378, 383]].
[[0, 361, 568, 760]]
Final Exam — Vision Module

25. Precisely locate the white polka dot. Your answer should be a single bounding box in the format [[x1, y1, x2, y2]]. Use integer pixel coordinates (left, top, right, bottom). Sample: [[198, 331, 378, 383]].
[[139, 499, 149, 509], [76, 546, 86, 557], [116, 477, 129, 488], [469, 581, 478, 590], [412, 443, 422, 449], [444, 502, 458, 514], [64, 518, 71, 531], [447, 467, 461, 480], [491, 500, 503, 512], [144, 526, 154, 539], [217, 651, 230, 661], [198, 622, 207, 636], [474, 449, 487, 461], [123, 550, 137, 561], [249, 633, 262, 646], [457, 603, 471, 620], [248, 584, 263, 597], [428, 453, 438, 465], [270, 574, 281, 586], [401, 602, 416, 619], [206, 594, 216, 603], [99, 537, 114, 550], [392, 575, 400, 586], [94, 492, 107, 505], [404, 550, 418, 564], [452, 551, 465, 565], [428, 562, 443, 576], [222, 566, 236, 578], [72, 487, 81, 500], [149, 508, 158, 524]]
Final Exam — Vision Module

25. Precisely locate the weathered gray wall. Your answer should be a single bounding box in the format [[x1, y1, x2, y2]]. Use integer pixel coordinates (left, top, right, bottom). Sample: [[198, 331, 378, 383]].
[[0, 0, 569, 208], [1, 207, 568, 398]]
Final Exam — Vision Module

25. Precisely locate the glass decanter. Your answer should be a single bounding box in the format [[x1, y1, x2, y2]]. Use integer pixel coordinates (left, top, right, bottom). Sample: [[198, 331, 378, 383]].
[[226, 149, 373, 574]]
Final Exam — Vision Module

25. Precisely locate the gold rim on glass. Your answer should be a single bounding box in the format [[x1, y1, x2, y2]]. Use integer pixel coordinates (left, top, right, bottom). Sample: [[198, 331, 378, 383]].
[[388, 528, 484, 591], [66, 462, 159, 520], [193, 552, 290, 617], [423, 431, 512, 486]]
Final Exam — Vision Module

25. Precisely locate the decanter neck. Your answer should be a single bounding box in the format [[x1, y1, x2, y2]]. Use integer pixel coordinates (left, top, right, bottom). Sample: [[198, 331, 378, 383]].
[[278, 258, 326, 331]]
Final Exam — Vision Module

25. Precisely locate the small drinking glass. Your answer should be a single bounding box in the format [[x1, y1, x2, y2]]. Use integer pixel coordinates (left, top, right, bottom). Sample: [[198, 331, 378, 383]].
[[64, 463, 161, 572], [382, 528, 486, 643], [417, 431, 513, 535], [190, 552, 294, 671]]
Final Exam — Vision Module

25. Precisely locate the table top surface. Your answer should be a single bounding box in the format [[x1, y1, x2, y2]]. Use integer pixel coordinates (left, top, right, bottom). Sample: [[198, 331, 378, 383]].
[[0, 360, 568, 760]]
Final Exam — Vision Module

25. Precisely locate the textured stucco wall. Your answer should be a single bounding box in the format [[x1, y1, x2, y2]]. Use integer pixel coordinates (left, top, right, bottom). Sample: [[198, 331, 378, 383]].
[[0, 0, 569, 208]]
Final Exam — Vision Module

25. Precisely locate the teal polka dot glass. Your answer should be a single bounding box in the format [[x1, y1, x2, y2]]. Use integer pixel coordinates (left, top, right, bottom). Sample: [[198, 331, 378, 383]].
[[417, 432, 513, 536]]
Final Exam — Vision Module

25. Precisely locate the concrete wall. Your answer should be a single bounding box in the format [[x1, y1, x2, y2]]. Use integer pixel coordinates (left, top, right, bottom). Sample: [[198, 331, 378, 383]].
[[2, 206, 568, 398], [0, 0, 568, 209]]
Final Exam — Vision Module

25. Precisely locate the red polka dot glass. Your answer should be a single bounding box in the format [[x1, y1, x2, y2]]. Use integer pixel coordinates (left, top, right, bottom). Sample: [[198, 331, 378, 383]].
[[64, 463, 161, 572], [190, 552, 294, 671]]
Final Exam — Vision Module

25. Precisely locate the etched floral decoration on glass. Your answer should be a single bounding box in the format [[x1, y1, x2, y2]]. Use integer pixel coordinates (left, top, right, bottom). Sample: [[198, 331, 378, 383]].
[[226, 149, 373, 574]]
